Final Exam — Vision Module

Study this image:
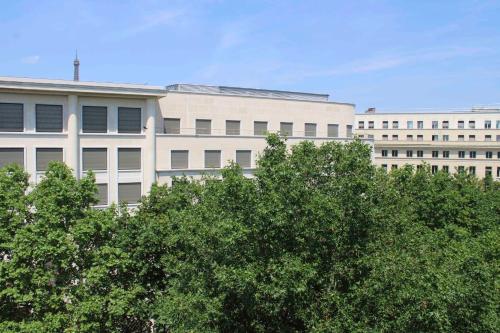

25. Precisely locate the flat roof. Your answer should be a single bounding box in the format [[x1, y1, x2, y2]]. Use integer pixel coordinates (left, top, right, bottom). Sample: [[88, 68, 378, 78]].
[[356, 108, 500, 115]]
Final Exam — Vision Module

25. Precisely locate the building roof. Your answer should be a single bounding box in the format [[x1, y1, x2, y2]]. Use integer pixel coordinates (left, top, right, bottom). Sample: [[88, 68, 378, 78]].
[[166, 84, 331, 102]]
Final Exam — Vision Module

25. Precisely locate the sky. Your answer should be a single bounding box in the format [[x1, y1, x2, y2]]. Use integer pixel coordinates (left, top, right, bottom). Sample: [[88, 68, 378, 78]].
[[1, 0, 499, 112]]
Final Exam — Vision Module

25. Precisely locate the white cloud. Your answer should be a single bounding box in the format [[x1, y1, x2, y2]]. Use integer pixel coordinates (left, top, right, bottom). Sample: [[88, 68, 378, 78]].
[[21, 55, 40, 64], [112, 9, 184, 40]]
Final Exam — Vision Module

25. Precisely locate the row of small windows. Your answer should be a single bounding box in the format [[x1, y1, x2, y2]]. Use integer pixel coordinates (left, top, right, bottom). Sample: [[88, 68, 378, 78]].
[[381, 164, 499, 177], [379, 134, 500, 141], [0, 103, 142, 133], [381, 149, 500, 159], [165, 118, 353, 138], [358, 119, 500, 129]]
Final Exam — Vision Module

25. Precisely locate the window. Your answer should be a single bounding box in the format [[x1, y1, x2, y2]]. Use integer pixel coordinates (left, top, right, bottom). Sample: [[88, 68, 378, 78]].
[[391, 164, 398, 170], [417, 135, 423, 141], [236, 150, 251, 168], [469, 151, 476, 159], [485, 135, 492, 141], [407, 121, 413, 129], [118, 107, 141, 134], [346, 125, 353, 137], [442, 151, 450, 158], [392, 135, 398, 141], [443, 135, 449, 142], [431, 165, 438, 174], [382, 121, 388, 129], [469, 135, 475, 141], [432, 151, 439, 158], [442, 166, 449, 173], [497, 167, 500, 177], [497, 135, 500, 142], [432, 121, 438, 129], [382, 135, 388, 140], [36, 148, 63, 171], [392, 121, 399, 129], [368, 121, 374, 129], [327, 124, 339, 137], [406, 150, 413, 157], [226, 120, 240, 135], [36, 104, 63, 132], [458, 120, 464, 129], [486, 151, 493, 159], [498, 152, 500, 159], [118, 148, 141, 170], [82, 148, 107, 171], [280, 122, 293, 136], [205, 150, 221, 168], [442, 121, 449, 129], [417, 165, 423, 170], [417, 150, 424, 158], [164, 118, 180, 134], [458, 151, 465, 158], [458, 135, 464, 141], [391, 150, 398, 157], [96, 184, 108, 206], [458, 166, 465, 173], [358, 121, 365, 129], [196, 119, 211, 135], [432, 135, 439, 141], [497, 120, 500, 129], [368, 134, 374, 139], [484, 120, 491, 129], [254, 121, 268, 136], [82, 106, 107, 133], [0, 148, 24, 168], [171, 150, 188, 169], [0, 103, 23, 132], [468, 120, 475, 129], [469, 166, 476, 175], [485, 167, 492, 176], [417, 121, 423, 129], [118, 183, 141, 204], [407, 135, 413, 141], [381, 150, 388, 157], [381, 164, 387, 170], [304, 123, 317, 137]]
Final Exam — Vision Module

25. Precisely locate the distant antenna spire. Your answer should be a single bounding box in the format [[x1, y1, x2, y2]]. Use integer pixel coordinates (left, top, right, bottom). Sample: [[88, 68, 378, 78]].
[[73, 50, 80, 81]]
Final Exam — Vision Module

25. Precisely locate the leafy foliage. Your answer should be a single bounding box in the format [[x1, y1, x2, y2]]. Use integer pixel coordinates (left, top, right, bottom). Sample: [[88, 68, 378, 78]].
[[0, 136, 498, 332]]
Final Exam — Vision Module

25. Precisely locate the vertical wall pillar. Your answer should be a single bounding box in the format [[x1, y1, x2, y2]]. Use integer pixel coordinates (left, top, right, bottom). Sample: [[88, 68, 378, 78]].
[[67, 95, 79, 178], [144, 98, 157, 193]]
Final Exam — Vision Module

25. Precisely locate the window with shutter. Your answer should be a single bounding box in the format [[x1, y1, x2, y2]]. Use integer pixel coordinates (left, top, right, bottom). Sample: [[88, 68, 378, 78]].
[[36, 104, 63, 132], [254, 121, 267, 135], [196, 119, 211, 135], [236, 150, 251, 168], [304, 123, 316, 137], [328, 124, 339, 137], [205, 150, 221, 168], [0, 103, 23, 132], [118, 148, 141, 170], [82, 106, 107, 133], [36, 148, 63, 171], [118, 107, 141, 133], [164, 118, 180, 134], [118, 183, 141, 204], [226, 120, 240, 135], [96, 183, 108, 206], [171, 150, 188, 169], [280, 122, 293, 136], [82, 148, 107, 171], [0, 148, 24, 168]]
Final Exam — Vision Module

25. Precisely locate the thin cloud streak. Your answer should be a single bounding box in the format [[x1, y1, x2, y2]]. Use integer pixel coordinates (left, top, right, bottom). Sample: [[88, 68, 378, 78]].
[[21, 55, 40, 64]]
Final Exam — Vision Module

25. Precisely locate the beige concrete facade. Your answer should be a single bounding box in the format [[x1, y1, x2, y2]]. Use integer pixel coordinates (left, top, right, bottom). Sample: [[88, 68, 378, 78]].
[[355, 110, 500, 179], [0, 77, 357, 206]]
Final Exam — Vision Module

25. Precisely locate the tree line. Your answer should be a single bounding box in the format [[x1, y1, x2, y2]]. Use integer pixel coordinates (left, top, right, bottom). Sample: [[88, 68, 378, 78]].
[[0, 135, 498, 332]]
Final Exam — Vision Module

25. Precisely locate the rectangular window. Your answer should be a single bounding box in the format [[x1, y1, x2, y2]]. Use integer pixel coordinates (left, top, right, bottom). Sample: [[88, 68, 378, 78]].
[[497, 167, 500, 177], [382, 121, 388, 129], [469, 120, 475, 129], [304, 123, 317, 137], [485, 135, 492, 141], [280, 122, 293, 136], [368, 134, 374, 139], [469, 151, 476, 159], [432, 135, 439, 141], [458, 151, 465, 158], [254, 121, 268, 136], [497, 135, 500, 142], [443, 135, 449, 142], [118, 107, 141, 134], [36, 148, 63, 171], [417, 150, 423, 158], [226, 120, 240, 135], [406, 150, 413, 157], [358, 121, 365, 129], [498, 152, 500, 159], [407, 135, 413, 141], [458, 120, 464, 129], [236, 150, 251, 168], [391, 164, 398, 170], [469, 166, 476, 175], [469, 135, 475, 141], [205, 150, 221, 168], [497, 120, 500, 129], [164, 118, 180, 134], [196, 119, 211, 135], [458, 166, 465, 173], [0, 148, 24, 168], [443, 151, 450, 158], [381, 150, 388, 157], [485, 120, 491, 129], [391, 150, 398, 157], [442, 121, 449, 129], [82, 106, 107, 133], [486, 151, 493, 159], [118, 183, 141, 204], [0, 103, 23, 132], [118, 148, 141, 170], [382, 135, 388, 140], [432, 151, 439, 158], [407, 121, 413, 129], [36, 104, 63, 132], [442, 165, 449, 173], [392, 135, 398, 141], [458, 135, 464, 141], [368, 121, 374, 129], [392, 121, 399, 129], [171, 150, 189, 169], [381, 164, 387, 170], [82, 148, 107, 171], [485, 167, 492, 176], [96, 184, 108, 206], [417, 121, 423, 129], [346, 125, 353, 137], [432, 121, 438, 129], [432, 165, 438, 174], [417, 135, 423, 141]]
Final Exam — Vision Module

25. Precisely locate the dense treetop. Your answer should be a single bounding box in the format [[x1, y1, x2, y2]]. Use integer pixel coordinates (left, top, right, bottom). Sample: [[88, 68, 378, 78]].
[[0, 135, 498, 332]]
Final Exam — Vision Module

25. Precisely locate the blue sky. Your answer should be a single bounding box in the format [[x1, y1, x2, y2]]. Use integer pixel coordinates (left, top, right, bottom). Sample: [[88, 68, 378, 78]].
[[1, 0, 499, 112]]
